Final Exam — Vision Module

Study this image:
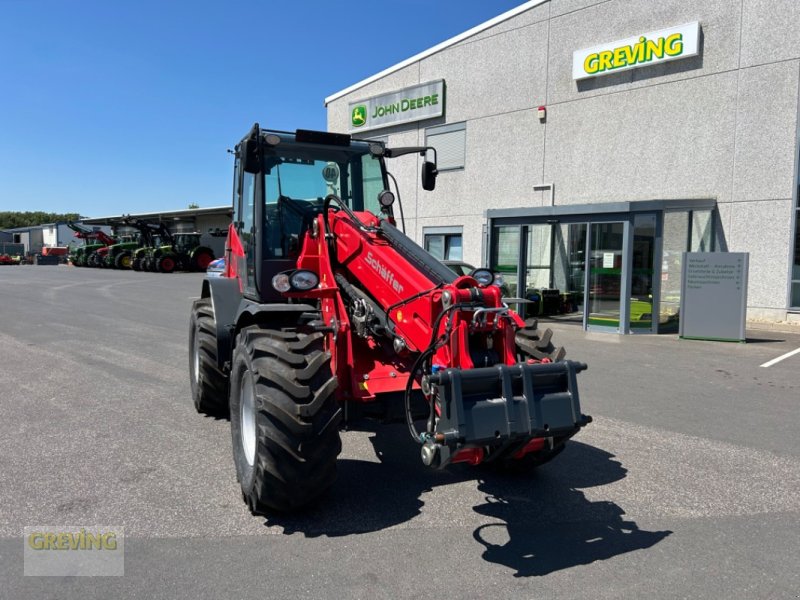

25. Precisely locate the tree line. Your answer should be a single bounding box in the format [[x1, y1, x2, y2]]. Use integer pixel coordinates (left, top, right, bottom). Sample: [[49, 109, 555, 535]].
[[0, 211, 82, 230]]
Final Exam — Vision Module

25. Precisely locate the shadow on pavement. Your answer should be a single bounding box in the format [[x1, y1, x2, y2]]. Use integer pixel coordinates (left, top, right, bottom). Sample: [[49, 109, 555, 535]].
[[743, 337, 786, 344], [264, 425, 671, 575], [472, 443, 672, 577]]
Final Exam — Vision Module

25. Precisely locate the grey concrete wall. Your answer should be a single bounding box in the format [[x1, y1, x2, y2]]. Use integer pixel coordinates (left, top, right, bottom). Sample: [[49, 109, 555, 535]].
[[327, 0, 800, 319]]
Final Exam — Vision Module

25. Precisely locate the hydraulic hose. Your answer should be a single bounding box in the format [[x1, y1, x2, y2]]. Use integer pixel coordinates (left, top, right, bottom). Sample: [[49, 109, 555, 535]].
[[403, 302, 477, 443]]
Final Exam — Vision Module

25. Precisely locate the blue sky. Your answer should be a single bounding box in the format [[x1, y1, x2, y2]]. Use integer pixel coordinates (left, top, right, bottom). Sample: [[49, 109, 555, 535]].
[[0, 0, 527, 217]]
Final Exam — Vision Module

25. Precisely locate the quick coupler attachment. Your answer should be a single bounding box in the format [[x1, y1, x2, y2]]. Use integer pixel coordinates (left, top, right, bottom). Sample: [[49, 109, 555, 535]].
[[420, 360, 590, 468]]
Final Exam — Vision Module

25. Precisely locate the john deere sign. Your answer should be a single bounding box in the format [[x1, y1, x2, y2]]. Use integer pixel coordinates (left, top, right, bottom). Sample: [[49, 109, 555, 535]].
[[348, 80, 445, 132], [573, 22, 700, 80]]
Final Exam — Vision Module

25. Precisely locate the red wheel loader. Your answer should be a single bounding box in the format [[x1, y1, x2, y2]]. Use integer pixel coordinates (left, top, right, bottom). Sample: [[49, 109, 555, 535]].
[[189, 125, 591, 513]]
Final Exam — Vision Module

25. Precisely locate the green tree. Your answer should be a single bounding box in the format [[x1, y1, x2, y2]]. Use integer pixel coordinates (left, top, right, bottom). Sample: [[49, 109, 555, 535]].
[[0, 212, 82, 229]]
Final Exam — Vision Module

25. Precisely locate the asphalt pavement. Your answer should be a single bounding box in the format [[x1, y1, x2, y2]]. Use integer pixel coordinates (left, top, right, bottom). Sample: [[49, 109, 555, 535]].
[[1, 265, 799, 598]]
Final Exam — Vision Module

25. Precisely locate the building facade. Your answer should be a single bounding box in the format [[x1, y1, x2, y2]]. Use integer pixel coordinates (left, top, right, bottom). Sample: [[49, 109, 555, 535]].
[[326, 0, 800, 332]]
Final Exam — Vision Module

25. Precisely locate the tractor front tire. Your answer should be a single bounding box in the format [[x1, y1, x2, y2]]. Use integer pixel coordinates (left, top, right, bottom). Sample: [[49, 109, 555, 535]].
[[131, 257, 141, 271], [514, 318, 565, 362], [189, 299, 229, 417], [115, 252, 132, 269], [158, 255, 176, 273], [230, 326, 341, 514]]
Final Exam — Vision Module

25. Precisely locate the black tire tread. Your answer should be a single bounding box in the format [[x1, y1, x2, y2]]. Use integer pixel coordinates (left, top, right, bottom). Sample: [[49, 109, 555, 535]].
[[236, 326, 341, 513], [190, 299, 229, 417], [515, 318, 565, 362]]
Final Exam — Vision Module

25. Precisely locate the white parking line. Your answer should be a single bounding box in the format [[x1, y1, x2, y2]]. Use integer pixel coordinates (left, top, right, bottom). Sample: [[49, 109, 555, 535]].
[[760, 347, 800, 368]]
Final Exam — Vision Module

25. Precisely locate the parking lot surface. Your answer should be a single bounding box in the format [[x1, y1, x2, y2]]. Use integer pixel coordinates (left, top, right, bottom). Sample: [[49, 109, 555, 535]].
[[1, 266, 799, 599]]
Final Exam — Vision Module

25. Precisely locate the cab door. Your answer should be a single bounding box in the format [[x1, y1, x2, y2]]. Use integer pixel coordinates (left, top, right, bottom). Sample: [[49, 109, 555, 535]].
[[231, 156, 258, 298]]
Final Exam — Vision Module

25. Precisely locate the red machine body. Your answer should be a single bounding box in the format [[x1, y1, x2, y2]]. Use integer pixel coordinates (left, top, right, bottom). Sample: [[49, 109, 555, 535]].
[[286, 209, 526, 404]]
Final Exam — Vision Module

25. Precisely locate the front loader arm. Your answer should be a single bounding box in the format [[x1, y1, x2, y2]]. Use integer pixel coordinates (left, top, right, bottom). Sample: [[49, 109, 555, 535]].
[[288, 201, 589, 469]]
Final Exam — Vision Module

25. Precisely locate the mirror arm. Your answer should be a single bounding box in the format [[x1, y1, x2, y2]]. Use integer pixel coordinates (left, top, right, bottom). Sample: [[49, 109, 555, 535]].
[[384, 146, 433, 159]]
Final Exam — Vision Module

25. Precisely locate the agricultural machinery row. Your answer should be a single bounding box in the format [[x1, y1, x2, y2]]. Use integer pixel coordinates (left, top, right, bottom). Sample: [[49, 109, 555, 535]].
[[66, 220, 220, 273]]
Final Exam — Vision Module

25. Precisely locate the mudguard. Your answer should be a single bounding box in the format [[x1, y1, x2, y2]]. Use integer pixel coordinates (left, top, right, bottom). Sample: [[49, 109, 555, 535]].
[[201, 277, 317, 371]]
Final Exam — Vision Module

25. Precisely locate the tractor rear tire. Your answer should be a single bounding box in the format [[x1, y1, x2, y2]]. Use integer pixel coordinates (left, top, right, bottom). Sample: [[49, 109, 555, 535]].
[[230, 326, 341, 514], [192, 250, 214, 272], [131, 257, 141, 271], [485, 319, 568, 473], [189, 299, 229, 417]]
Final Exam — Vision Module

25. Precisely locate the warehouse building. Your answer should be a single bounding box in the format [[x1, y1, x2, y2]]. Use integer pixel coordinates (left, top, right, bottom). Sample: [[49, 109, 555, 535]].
[[325, 0, 800, 333], [1, 222, 80, 254], [81, 206, 232, 258]]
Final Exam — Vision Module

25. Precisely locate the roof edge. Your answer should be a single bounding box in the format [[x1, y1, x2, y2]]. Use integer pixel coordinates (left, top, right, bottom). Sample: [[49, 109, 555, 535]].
[[324, 0, 548, 106]]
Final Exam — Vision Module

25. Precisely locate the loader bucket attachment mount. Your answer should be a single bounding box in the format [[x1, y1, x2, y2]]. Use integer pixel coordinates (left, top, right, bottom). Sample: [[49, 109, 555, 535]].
[[424, 360, 591, 468]]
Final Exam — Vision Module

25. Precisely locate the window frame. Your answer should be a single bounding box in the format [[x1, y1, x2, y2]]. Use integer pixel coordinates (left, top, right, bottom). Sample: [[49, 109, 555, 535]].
[[423, 225, 463, 261], [425, 121, 466, 172]]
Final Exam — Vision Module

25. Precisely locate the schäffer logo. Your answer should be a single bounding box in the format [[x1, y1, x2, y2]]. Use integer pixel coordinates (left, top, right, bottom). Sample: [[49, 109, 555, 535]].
[[351, 105, 366, 128]]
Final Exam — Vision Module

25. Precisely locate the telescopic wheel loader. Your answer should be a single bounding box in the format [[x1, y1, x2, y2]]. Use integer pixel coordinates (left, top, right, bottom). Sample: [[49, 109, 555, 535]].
[[189, 125, 591, 513]]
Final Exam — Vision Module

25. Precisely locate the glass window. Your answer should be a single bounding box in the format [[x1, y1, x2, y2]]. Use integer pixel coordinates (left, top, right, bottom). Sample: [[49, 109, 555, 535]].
[[792, 203, 800, 307], [261, 145, 384, 258], [691, 210, 713, 252], [587, 222, 625, 330], [491, 225, 521, 297], [425, 122, 466, 171], [552, 223, 587, 315], [525, 224, 552, 290], [630, 214, 656, 330], [660, 211, 689, 331], [359, 153, 385, 215], [424, 233, 462, 261]]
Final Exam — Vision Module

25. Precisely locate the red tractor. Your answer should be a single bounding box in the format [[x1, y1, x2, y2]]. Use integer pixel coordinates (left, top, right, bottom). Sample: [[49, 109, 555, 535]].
[[189, 125, 591, 513]]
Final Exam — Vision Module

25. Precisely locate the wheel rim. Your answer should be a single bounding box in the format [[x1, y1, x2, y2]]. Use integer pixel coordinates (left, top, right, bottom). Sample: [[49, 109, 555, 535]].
[[196, 253, 212, 270], [162, 258, 174, 271], [192, 329, 200, 385], [240, 374, 256, 467], [121, 255, 131, 268]]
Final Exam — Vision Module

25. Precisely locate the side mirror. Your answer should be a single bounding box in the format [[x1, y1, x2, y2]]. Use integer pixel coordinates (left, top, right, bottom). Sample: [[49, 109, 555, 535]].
[[421, 161, 438, 191], [241, 123, 262, 174], [241, 139, 260, 174]]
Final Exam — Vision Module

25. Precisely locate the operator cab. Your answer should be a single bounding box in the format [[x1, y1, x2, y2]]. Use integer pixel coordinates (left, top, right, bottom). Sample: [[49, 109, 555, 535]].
[[174, 233, 201, 253], [233, 125, 438, 302], [260, 131, 386, 259]]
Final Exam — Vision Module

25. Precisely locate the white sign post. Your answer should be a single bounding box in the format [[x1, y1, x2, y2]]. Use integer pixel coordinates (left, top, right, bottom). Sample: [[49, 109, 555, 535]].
[[679, 252, 749, 342]]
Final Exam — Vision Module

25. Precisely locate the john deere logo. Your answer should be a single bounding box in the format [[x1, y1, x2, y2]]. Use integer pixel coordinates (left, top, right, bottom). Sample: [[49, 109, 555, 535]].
[[351, 105, 367, 128]]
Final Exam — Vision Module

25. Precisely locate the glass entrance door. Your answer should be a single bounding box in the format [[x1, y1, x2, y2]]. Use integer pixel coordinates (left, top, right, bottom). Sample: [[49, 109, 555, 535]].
[[587, 222, 625, 330], [552, 223, 586, 319], [630, 214, 656, 332]]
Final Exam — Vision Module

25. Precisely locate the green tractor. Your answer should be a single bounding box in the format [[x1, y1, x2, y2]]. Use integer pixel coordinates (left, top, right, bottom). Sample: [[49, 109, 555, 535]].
[[66, 222, 117, 267], [150, 230, 216, 273], [105, 218, 155, 269]]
